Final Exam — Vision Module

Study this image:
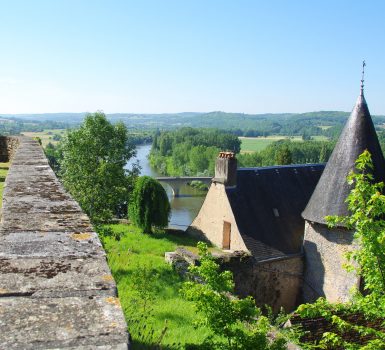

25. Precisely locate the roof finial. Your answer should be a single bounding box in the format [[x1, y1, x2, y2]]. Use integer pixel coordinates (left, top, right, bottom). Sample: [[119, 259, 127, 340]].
[[360, 60, 366, 96]]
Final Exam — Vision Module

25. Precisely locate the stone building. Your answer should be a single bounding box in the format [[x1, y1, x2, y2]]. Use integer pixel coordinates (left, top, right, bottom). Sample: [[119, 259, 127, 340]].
[[188, 153, 324, 311], [188, 85, 385, 311]]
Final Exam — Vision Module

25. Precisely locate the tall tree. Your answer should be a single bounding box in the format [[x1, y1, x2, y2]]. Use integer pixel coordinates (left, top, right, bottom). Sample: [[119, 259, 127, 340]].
[[60, 112, 136, 222], [128, 176, 170, 233], [275, 145, 292, 165]]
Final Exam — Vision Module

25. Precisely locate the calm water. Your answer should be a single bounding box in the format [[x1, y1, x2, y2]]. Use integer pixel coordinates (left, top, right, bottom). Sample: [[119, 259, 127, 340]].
[[125, 144, 206, 230]]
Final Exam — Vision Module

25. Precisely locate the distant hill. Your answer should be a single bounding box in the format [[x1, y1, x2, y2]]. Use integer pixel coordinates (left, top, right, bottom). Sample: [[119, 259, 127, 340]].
[[1, 111, 384, 138]]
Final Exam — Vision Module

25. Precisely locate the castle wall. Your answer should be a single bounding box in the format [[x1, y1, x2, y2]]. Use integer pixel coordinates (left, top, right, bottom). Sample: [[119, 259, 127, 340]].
[[303, 221, 359, 303], [187, 181, 247, 251]]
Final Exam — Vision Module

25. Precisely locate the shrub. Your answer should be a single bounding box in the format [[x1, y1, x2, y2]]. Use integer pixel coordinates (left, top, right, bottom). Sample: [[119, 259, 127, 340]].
[[128, 176, 170, 233]]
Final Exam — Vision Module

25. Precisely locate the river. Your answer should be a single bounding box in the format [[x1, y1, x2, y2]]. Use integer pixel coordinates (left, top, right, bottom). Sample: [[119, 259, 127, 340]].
[[125, 144, 206, 230]]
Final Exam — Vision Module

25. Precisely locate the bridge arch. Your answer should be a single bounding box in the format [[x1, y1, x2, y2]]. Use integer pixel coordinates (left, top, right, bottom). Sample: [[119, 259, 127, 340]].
[[156, 176, 212, 197]]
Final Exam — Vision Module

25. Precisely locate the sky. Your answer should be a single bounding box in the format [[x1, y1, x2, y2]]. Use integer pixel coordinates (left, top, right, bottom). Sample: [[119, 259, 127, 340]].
[[0, 0, 384, 115]]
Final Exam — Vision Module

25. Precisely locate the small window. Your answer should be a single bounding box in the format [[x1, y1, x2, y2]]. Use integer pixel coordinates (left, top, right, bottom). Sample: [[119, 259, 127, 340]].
[[273, 208, 279, 217]]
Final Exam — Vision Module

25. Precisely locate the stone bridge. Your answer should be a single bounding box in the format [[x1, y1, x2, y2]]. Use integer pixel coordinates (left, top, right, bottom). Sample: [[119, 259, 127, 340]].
[[156, 176, 212, 197], [0, 137, 129, 349]]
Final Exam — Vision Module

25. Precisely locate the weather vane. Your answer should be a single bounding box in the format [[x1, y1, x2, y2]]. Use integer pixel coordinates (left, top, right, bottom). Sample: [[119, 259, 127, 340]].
[[361, 60, 366, 95]]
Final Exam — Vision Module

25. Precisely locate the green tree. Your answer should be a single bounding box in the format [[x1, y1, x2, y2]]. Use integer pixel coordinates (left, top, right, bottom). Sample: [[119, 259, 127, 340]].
[[275, 145, 292, 165], [128, 176, 170, 233], [181, 242, 287, 350], [60, 112, 136, 222], [319, 143, 329, 163], [44, 142, 63, 174]]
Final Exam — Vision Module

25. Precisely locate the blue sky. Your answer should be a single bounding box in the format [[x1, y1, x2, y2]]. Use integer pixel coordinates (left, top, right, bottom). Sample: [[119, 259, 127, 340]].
[[0, 0, 384, 114]]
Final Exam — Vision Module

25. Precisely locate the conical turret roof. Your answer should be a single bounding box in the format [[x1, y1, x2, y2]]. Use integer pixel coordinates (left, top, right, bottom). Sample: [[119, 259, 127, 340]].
[[302, 90, 385, 225]]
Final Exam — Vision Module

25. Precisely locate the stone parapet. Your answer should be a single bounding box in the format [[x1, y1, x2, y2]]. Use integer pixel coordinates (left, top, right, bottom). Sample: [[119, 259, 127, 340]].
[[0, 137, 129, 349]]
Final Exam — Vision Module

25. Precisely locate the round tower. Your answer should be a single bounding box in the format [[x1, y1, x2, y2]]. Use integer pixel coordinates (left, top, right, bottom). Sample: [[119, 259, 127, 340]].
[[302, 73, 385, 303]]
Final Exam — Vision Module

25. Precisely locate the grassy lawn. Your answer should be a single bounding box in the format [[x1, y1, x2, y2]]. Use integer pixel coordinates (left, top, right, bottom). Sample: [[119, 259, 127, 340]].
[[239, 136, 302, 153], [100, 224, 211, 348], [311, 135, 329, 141], [22, 129, 66, 147], [0, 162, 10, 209]]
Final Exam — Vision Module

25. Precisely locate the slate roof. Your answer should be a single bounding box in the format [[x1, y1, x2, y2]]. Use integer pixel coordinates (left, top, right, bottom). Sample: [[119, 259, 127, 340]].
[[302, 92, 385, 225], [226, 164, 324, 260]]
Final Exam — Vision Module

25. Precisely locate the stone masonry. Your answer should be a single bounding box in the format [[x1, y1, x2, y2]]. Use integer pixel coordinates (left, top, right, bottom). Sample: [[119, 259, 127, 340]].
[[0, 137, 129, 349], [303, 221, 359, 303]]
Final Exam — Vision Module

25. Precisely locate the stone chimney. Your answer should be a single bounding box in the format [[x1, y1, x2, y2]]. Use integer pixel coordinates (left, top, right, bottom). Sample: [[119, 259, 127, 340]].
[[214, 152, 237, 187]]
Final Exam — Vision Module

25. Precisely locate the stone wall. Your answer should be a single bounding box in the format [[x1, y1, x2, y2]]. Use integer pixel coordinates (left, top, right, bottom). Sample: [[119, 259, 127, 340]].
[[303, 221, 359, 303], [0, 137, 129, 349], [0, 136, 20, 162], [220, 253, 303, 312], [167, 248, 303, 313], [187, 182, 247, 251]]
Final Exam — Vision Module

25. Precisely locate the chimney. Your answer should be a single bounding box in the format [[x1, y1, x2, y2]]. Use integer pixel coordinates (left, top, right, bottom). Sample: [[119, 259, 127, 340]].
[[214, 152, 237, 187]]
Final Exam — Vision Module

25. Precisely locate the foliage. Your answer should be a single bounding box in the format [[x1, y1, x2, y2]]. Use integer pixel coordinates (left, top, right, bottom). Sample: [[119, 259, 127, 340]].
[[150, 128, 241, 176], [326, 150, 385, 306], [296, 298, 385, 349], [237, 139, 335, 167], [44, 142, 63, 174], [98, 224, 210, 348], [60, 112, 137, 223], [128, 176, 170, 233], [181, 242, 287, 350], [188, 180, 209, 191], [275, 145, 292, 165]]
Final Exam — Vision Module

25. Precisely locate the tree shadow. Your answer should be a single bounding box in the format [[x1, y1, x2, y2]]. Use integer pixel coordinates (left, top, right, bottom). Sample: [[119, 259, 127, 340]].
[[148, 228, 212, 249], [303, 240, 325, 303]]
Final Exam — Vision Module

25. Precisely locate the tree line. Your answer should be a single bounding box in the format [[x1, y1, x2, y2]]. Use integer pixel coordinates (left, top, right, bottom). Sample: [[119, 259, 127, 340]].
[[150, 127, 241, 176], [237, 139, 336, 167], [150, 128, 337, 176]]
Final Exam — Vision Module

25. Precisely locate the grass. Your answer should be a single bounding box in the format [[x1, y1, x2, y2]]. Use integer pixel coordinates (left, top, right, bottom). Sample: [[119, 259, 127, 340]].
[[317, 125, 333, 130], [311, 135, 329, 141], [0, 162, 10, 209], [239, 135, 330, 153], [22, 129, 66, 147], [239, 136, 302, 153], [100, 224, 212, 348]]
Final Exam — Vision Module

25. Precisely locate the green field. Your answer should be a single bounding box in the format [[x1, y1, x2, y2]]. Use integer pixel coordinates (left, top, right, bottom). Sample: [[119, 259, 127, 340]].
[[100, 224, 212, 348], [22, 129, 66, 147], [239, 135, 329, 153], [239, 136, 302, 153], [311, 135, 329, 141]]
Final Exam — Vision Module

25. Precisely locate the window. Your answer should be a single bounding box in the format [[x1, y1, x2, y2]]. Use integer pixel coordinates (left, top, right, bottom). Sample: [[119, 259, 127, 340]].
[[222, 221, 231, 249]]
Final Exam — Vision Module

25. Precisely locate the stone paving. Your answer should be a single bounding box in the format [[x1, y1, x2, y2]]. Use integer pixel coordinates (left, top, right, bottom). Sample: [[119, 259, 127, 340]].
[[0, 137, 129, 349]]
